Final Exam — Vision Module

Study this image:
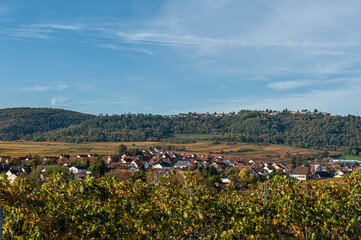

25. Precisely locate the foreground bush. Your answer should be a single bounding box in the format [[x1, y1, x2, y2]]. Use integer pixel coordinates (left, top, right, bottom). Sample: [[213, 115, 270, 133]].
[[0, 171, 361, 239]]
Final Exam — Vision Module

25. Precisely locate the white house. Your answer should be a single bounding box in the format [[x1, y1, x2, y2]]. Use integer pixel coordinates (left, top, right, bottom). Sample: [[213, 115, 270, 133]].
[[69, 166, 88, 174], [152, 162, 172, 170], [289, 167, 311, 181], [130, 160, 149, 169]]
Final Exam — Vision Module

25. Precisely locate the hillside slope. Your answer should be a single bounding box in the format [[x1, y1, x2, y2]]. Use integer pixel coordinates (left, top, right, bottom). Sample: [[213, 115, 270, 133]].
[[33, 111, 361, 153], [0, 108, 94, 140], [1, 108, 361, 153]]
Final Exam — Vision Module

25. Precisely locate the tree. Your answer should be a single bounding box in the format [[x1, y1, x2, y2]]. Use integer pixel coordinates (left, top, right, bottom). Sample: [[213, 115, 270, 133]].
[[167, 170, 185, 186], [188, 163, 198, 171], [238, 168, 255, 189], [133, 170, 146, 182], [205, 165, 218, 177], [107, 169, 133, 182], [116, 144, 128, 156], [320, 150, 329, 159], [90, 159, 106, 178], [27, 165, 70, 187], [43, 165, 70, 178]]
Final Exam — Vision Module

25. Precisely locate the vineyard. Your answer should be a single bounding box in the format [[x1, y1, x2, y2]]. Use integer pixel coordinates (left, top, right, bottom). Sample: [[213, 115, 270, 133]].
[[0, 171, 361, 239]]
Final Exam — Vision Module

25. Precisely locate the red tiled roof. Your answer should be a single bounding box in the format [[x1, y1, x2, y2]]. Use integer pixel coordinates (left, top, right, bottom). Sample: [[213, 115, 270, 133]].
[[109, 162, 127, 168], [292, 166, 310, 175]]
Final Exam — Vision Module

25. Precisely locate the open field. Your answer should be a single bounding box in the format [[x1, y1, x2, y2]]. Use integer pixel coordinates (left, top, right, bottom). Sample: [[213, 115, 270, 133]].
[[0, 141, 342, 162], [0, 141, 160, 157], [338, 155, 361, 160], [167, 133, 219, 141]]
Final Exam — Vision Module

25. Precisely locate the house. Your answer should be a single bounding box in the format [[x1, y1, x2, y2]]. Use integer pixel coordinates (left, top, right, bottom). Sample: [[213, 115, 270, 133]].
[[57, 157, 69, 165], [8, 174, 17, 183], [76, 154, 92, 159], [313, 171, 333, 179], [109, 162, 127, 169], [264, 165, 275, 174], [6, 169, 19, 183], [221, 178, 231, 184], [314, 164, 325, 172], [41, 156, 58, 164], [130, 160, 149, 169], [69, 166, 88, 174], [58, 154, 71, 159], [6, 169, 19, 177], [152, 162, 172, 170], [127, 167, 138, 172], [102, 155, 113, 165], [289, 166, 311, 181], [42, 156, 58, 161], [0, 156, 11, 163], [173, 160, 191, 170]]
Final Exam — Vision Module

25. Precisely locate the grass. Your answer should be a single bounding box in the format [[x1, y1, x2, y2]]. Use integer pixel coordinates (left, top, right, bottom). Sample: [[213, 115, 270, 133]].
[[337, 155, 361, 160], [167, 134, 219, 141]]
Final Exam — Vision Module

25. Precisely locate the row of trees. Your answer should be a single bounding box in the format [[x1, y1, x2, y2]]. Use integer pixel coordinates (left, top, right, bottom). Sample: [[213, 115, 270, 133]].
[[1, 170, 361, 239], [29, 111, 361, 153]]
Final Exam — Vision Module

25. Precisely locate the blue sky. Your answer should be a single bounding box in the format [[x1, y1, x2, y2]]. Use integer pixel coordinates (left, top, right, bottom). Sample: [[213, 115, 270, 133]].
[[1, 0, 361, 115]]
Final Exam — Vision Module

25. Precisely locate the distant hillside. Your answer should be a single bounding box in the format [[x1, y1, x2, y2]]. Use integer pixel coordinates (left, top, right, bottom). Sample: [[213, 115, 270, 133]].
[[28, 110, 361, 153], [2, 108, 361, 154], [0, 108, 94, 140]]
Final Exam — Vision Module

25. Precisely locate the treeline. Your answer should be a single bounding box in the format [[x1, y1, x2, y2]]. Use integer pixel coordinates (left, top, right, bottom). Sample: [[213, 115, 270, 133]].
[[1, 108, 361, 153], [1, 171, 361, 239], [0, 108, 94, 140], [34, 111, 361, 152]]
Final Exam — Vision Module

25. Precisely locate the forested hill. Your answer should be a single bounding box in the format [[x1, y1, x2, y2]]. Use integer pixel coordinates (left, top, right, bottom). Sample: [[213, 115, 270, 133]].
[[1, 108, 361, 153], [0, 108, 94, 140], [26, 110, 361, 153]]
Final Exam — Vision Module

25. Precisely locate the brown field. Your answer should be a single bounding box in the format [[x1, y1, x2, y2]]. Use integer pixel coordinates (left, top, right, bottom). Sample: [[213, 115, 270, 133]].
[[0, 141, 161, 157], [0, 141, 341, 162]]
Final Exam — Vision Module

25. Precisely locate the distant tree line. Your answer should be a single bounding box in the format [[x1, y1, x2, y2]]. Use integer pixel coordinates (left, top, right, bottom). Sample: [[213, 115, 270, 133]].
[[2, 108, 361, 154]]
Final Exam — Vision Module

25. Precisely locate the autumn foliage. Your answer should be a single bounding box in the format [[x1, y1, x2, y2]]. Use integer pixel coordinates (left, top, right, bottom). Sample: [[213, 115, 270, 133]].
[[0, 171, 361, 239]]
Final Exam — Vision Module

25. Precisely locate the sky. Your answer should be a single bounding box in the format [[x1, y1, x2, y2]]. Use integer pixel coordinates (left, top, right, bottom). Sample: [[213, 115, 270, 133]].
[[1, 0, 361, 115]]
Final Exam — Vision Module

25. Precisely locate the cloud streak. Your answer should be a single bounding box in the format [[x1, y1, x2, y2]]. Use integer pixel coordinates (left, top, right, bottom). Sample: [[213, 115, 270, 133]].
[[99, 43, 153, 55], [18, 84, 68, 92], [267, 81, 313, 91], [51, 97, 69, 106]]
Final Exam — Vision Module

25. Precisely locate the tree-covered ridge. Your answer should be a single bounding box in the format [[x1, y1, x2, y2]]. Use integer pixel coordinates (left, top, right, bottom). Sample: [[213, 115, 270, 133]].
[[0, 108, 94, 140], [33, 111, 361, 152], [1, 108, 361, 153]]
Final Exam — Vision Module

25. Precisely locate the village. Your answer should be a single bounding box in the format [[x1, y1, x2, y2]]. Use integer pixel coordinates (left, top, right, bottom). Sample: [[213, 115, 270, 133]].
[[0, 146, 358, 184]]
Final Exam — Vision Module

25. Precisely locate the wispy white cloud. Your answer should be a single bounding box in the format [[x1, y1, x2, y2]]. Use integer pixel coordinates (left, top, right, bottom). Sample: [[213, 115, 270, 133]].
[[267, 80, 313, 90], [8, 27, 52, 39], [28, 24, 81, 30], [99, 43, 153, 55], [17, 84, 68, 92], [57, 84, 68, 91], [5, 23, 80, 40], [20, 85, 51, 92], [311, 50, 346, 56], [51, 97, 69, 106]]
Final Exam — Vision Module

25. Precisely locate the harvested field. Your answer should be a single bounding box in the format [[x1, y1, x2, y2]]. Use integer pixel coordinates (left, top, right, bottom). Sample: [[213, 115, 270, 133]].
[[0, 141, 341, 162]]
